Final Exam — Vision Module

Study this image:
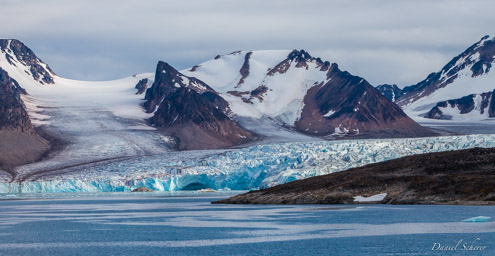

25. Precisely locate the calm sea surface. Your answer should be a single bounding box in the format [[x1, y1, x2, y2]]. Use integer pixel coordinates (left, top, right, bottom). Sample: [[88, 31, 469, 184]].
[[0, 192, 493, 255]]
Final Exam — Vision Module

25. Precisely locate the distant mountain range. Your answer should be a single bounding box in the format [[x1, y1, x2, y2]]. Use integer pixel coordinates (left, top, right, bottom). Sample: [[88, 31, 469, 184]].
[[176, 49, 432, 139], [3, 35, 494, 168], [377, 35, 495, 121]]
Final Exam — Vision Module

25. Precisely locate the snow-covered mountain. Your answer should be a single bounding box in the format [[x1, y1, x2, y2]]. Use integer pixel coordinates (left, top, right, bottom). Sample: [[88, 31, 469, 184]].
[[0, 38, 436, 176], [388, 35, 495, 120], [181, 49, 432, 138], [0, 39, 55, 85], [424, 90, 495, 120]]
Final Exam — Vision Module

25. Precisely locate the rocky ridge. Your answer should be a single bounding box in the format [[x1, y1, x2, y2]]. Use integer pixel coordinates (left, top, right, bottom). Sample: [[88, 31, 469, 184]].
[[144, 61, 257, 150]]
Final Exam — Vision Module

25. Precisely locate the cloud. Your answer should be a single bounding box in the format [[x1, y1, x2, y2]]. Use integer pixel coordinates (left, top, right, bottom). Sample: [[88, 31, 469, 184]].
[[0, 0, 493, 85]]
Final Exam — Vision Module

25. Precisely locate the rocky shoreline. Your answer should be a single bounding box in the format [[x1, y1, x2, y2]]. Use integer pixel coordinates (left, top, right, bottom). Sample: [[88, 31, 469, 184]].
[[213, 147, 495, 205]]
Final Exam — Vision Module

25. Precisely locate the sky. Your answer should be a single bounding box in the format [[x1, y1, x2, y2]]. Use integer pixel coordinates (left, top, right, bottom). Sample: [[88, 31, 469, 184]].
[[1, 0, 494, 87]]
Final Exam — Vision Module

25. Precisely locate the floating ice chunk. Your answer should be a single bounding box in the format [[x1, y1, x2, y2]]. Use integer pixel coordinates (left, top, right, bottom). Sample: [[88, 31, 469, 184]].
[[461, 216, 491, 222], [353, 193, 387, 202], [323, 110, 335, 117]]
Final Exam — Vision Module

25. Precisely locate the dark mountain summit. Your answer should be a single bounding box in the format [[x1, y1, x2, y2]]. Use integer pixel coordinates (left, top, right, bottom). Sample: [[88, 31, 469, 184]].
[[395, 35, 495, 108], [0, 68, 32, 132], [293, 59, 433, 138], [0, 39, 56, 84], [375, 84, 404, 102], [144, 61, 257, 150]]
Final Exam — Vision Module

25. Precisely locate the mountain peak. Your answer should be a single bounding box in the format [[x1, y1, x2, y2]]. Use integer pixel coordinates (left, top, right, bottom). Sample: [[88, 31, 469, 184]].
[[145, 62, 257, 150], [0, 67, 33, 133], [288, 49, 312, 61], [395, 34, 495, 109], [156, 61, 178, 73], [0, 39, 55, 85]]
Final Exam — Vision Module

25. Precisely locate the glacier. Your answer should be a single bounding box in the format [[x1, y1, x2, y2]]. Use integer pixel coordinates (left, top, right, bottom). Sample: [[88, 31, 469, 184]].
[[1, 134, 495, 193]]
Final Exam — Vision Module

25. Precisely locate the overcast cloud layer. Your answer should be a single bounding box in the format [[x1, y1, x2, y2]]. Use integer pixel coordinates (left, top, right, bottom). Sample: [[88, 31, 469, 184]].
[[1, 0, 494, 86]]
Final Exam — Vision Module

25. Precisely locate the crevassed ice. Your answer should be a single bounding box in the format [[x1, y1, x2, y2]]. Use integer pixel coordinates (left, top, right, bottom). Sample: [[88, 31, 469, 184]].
[[1, 134, 494, 193]]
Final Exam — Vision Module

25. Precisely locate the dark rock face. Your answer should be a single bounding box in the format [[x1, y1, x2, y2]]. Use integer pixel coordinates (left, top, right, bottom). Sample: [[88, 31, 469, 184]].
[[0, 68, 50, 169], [214, 147, 495, 205], [189, 65, 201, 72], [131, 187, 154, 192], [0, 68, 34, 133], [134, 78, 148, 95], [0, 39, 55, 84], [227, 85, 268, 104], [294, 63, 434, 138], [144, 62, 220, 113], [236, 52, 252, 87], [425, 90, 495, 119], [375, 84, 404, 102], [267, 49, 330, 76], [396, 35, 495, 107], [145, 61, 257, 150]]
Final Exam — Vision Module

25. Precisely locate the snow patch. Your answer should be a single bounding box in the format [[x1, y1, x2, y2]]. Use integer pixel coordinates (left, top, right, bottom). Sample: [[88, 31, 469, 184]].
[[353, 193, 387, 202], [323, 110, 335, 117]]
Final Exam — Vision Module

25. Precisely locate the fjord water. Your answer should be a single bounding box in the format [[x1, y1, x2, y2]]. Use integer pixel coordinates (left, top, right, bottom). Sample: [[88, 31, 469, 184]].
[[0, 194, 493, 255]]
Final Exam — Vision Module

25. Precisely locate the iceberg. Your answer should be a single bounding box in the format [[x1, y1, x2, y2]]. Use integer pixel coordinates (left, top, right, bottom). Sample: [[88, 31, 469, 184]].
[[461, 216, 492, 222], [354, 193, 387, 202]]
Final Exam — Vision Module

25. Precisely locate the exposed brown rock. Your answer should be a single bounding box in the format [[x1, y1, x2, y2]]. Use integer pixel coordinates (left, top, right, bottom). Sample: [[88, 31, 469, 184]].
[[375, 84, 404, 102], [227, 85, 268, 104], [132, 187, 154, 192], [145, 61, 257, 150], [236, 52, 252, 87], [144, 61, 219, 113], [250, 85, 268, 101], [214, 147, 495, 205], [396, 35, 495, 107], [0, 68, 50, 170], [425, 90, 495, 119], [0, 68, 34, 133], [267, 49, 314, 76], [0, 39, 55, 84], [189, 65, 201, 72], [0, 129, 50, 171], [295, 63, 434, 138], [134, 78, 148, 95]]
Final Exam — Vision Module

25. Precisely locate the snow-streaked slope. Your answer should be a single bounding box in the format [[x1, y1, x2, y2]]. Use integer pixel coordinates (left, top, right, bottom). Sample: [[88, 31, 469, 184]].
[[182, 50, 291, 92], [404, 68, 495, 117], [401, 35, 495, 119], [424, 91, 495, 121], [182, 50, 328, 124], [0, 39, 155, 121], [433, 95, 490, 121], [0, 40, 169, 180]]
